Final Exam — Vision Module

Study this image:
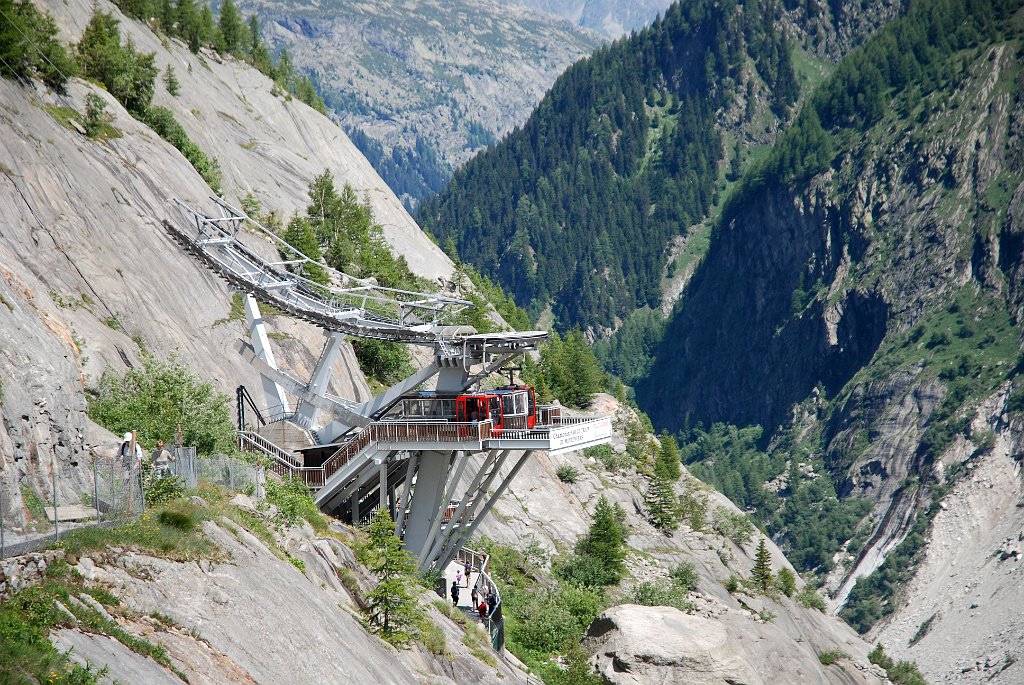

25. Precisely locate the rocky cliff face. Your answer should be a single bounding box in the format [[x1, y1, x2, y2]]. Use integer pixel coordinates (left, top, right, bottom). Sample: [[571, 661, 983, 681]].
[[504, 0, 673, 38], [0, 0, 458, 537], [240, 0, 600, 205], [639, 14, 1024, 681]]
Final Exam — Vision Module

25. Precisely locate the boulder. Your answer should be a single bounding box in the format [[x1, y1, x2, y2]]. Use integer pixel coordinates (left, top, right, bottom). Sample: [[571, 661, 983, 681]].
[[584, 604, 763, 685]]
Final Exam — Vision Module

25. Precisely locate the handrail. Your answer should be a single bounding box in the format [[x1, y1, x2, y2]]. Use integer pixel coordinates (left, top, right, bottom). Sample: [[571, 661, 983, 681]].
[[457, 546, 503, 651]]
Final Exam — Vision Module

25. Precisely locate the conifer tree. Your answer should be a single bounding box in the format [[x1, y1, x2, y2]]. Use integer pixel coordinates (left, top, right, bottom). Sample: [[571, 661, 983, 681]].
[[645, 474, 681, 533], [362, 509, 421, 645], [752, 538, 773, 594], [217, 0, 245, 55], [281, 216, 329, 286], [577, 495, 627, 584], [776, 567, 797, 597], [653, 431, 682, 481], [163, 64, 179, 96]]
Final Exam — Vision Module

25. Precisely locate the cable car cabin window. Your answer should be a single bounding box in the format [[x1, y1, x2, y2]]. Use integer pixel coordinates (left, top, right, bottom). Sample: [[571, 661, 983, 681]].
[[489, 396, 502, 426], [501, 394, 515, 416]]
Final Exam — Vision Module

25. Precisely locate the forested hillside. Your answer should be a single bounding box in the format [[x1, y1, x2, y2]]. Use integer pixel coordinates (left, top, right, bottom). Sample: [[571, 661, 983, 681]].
[[419, 0, 802, 333], [635, 0, 1024, 649]]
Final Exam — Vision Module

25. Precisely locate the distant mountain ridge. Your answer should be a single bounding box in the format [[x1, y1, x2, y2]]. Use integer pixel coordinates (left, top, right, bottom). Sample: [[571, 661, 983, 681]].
[[238, 0, 600, 206], [505, 0, 675, 37]]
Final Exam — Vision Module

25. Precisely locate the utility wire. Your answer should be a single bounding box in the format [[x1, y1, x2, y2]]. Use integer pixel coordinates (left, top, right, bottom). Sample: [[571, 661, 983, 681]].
[[0, 4, 77, 97]]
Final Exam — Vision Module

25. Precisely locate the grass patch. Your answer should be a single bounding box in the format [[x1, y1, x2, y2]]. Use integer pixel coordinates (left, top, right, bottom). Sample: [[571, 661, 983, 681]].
[[818, 649, 850, 666], [60, 499, 219, 562], [21, 484, 48, 526], [462, 622, 497, 667], [38, 103, 82, 131], [212, 292, 246, 327], [288, 556, 306, 573]]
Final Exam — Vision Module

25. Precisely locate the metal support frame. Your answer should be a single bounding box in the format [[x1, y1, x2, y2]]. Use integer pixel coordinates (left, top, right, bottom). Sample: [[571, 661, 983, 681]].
[[414, 451, 469, 564], [244, 295, 290, 415], [296, 331, 345, 428], [433, 451, 532, 571], [395, 452, 419, 538]]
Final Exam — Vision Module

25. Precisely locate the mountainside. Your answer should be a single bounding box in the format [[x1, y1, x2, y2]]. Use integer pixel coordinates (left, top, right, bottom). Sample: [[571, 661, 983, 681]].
[[237, 0, 600, 207], [418, 0, 901, 337], [0, 2, 899, 684], [504, 0, 674, 38], [632, 0, 1024, 679]]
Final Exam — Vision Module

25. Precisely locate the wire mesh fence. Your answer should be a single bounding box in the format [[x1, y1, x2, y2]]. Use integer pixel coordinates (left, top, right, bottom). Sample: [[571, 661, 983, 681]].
[[169, 448, 265, 498], [1, 456, 144, 559]]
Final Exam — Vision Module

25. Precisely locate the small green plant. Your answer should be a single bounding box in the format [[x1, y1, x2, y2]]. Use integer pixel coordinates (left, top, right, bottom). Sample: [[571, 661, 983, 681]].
[[670, 562, 699, 592], [869, 644, 927, 685], [818, 649, 849, 665], [163, 65, 180, 96], [724, 575, 740, 593], [83, 92, 113, 139], [417, 617, 448, 657], [797, 584, 826, 612], [556, 464, 581, 483], [758, 608, 775, 623], [288, 556, 306, 573], [678, 489, 708, 531], [776, 567, 797, 597], [462, 622, 497, 667], [712, 506, 755, 545], [631, 580, 696, 613], [101, 315, 123, 331], [908, 613, 936, 646]]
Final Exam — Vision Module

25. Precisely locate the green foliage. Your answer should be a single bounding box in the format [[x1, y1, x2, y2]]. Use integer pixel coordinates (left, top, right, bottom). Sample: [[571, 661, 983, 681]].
[[631, 580, 695, 613], [584, 444, 632, 472], [0, 0, 78, 92], [143, 106, 222, 193], [557, 496, 627, 586], [541, 646, 603, 685], [288, 556, 306, 573], [155, 501, 197, 531], [751, 539, 773, 594], [645, 474, 681, 532], [280, 216, 330, 285], [143, 468, 185, 507], [556, 464, 581, 484], [453, 262, 531, 332], [678, 488, 708, 531], [361, 509, 423, 646], [87, 351, 235, 454], [669, 562, 699, 593], [350, 338, 413, 388], [593, 307, 666, 387], [711, 506, 755, 545], [83, 92, 111, 139], [653, 432, 682, 481], [62, 499, 217, 561], [523, 330, 605, 408], [776, 567, 797, 597], [265, 476, 324, 531], [796, 584, 826, 612], [163, 64, 179, 96], [77, 11, 157, 117], [419, 0, 800, 332], [818, 650, 849, 666], [841, 508, 933, 633], [868, 644, 928, 685], [504, 583, 604, 662]]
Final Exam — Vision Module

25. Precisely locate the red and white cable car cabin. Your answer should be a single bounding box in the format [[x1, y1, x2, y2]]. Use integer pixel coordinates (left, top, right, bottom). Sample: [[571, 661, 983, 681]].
[[454, 386, 536, 434]]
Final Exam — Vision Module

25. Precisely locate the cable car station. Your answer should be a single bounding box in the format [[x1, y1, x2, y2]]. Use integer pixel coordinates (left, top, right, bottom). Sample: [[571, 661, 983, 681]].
[[165, 197, 612, 573]]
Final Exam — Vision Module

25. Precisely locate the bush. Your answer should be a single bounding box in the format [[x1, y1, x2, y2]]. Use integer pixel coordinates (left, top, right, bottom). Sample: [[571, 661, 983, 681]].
[[678, 489, 708, 531], [711, 507, 755, 545], [670, 562, 699, 592], [77, 11, 157, 117], [83, 92, 110, 138], [143, 106, 222, 192], [556, 464, 581, 484], [265, 476, 324, 530], [818, 650, 848, 665], [796, 584, 826, 611], [0, 0, 78, 92], [351, 337, 413, 387], [145, 470, 185, 507], [776, 567, 797, 597], [631, 580, 695, 613], [87, 352, 235, 454]]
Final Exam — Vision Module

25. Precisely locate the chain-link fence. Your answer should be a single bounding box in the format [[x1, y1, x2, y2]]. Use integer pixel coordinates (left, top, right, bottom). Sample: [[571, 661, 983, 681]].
[[169, 448, 265, 498], [1, 456, 144, 559]]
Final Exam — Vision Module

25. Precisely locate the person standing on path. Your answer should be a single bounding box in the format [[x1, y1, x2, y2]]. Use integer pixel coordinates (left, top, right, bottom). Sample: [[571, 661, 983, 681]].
[[464, 560, 472, 587], [456, 568, 462, 588], [451, 580, 460, 607], [151, 439, 176, 478]]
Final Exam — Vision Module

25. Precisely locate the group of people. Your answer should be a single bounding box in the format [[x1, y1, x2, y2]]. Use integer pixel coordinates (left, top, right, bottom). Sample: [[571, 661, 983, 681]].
[[449, 560, 498, 619], [117, 430, 177, 478]]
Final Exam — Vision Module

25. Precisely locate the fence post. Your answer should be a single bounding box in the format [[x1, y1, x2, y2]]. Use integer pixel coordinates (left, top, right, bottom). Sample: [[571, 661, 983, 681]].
[[52, 459, 58, 543], [93, 456, 100, 523]]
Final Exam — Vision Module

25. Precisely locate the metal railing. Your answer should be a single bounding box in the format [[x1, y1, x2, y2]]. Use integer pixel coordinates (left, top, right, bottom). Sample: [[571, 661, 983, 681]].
[[457, 546, 504, 652], [1, 457, 144, 559]]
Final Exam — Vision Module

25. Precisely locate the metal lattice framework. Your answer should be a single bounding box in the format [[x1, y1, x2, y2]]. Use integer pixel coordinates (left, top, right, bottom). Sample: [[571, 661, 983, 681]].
[[164, 196, 549, 351]]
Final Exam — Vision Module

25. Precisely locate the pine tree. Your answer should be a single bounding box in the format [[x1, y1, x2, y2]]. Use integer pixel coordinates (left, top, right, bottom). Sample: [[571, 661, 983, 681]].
[[281, 216, 329, 286], [577, 495, 627, 584], [752, 538, 773, 594], [163, 64, 179, 96], [776, 567, 797, 597], [653, 431, 682, 481], [217, 0, 245, 55], [645, 474, 680, 533], [362, 509, 421, 645]]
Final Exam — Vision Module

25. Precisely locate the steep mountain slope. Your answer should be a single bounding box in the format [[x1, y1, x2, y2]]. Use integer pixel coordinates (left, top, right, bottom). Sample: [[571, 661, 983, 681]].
[[418, 0, 901, 336], [631, 0, 1024, 678], [238, 0, 600, 207], [505, 0, 674, 38]]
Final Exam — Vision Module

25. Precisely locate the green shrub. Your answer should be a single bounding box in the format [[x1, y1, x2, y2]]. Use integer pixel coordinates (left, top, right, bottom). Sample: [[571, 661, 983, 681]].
[[0, 0, 79, 92], [350, 337, 413, 387], [144, 470, 185, 507], [83, 92, 112, 138], [711, 507, 755, 545], [87, 352, 235, 454], [678, 489, 708, 531], [818, 649, 848, 665], [556, 496, 627, 586], [418, 618, 447, 657], [796, 584, 826, 611], [631, 580, 695, 613], [265, 476, 324, 531], [556, 464, 581, 484], [776, 567, 797, 597], [869, 644, 927, 685], [670, 562, 699, 592], [143, 106, 222, 192], [156, 501, 196, 531]]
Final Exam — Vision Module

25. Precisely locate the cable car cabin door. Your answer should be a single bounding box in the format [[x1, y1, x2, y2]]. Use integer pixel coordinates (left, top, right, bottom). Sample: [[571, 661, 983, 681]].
[[456, 396, 487, 438]]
